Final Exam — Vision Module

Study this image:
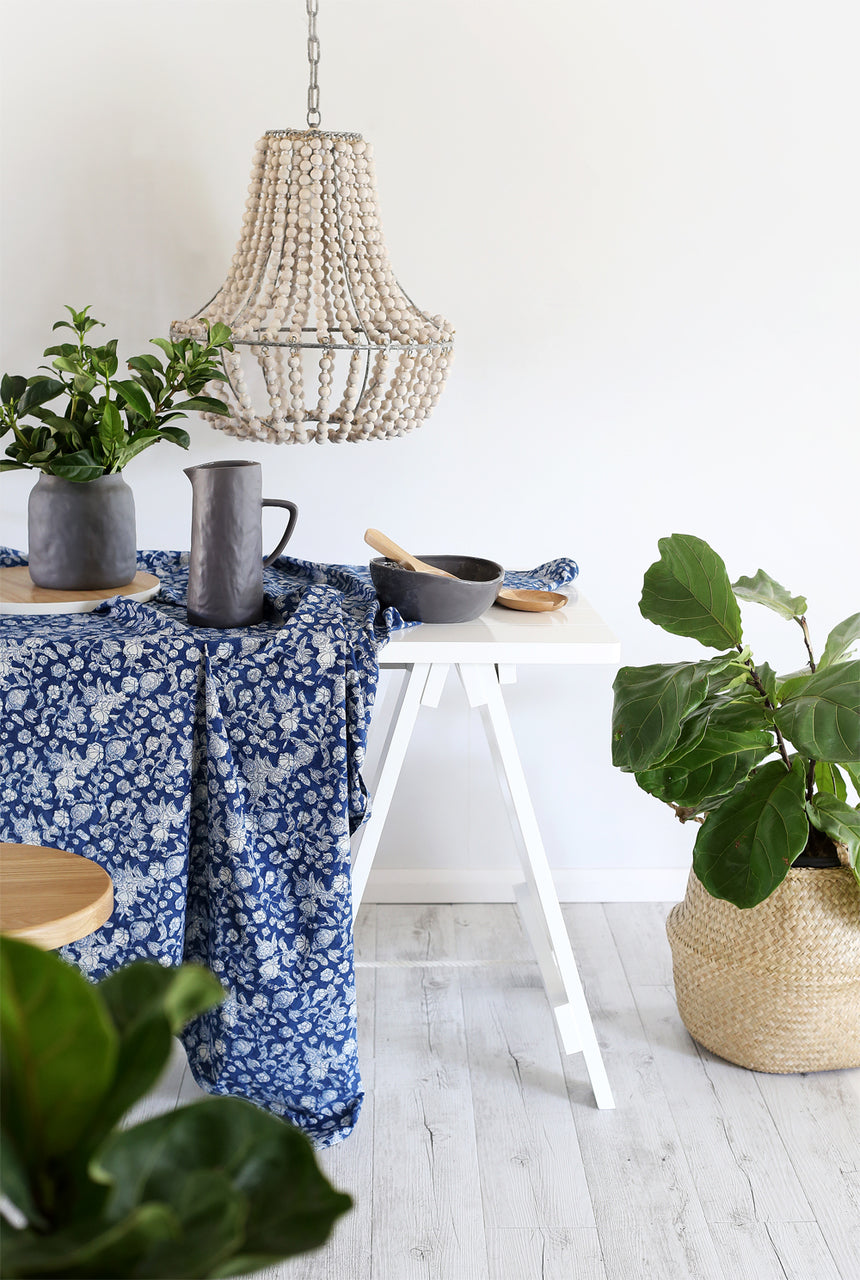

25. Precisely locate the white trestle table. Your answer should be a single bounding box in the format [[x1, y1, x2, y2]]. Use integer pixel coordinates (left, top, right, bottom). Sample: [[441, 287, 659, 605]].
[[350, 589, 621, 1109]]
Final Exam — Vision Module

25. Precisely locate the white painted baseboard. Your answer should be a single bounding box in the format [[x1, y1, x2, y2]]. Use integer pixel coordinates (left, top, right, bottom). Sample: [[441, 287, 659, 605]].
[[362, 867, 690, 904]]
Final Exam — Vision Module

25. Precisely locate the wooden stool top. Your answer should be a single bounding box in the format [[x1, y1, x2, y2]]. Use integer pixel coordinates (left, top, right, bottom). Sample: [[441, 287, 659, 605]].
[[0, 842, 113, 949]]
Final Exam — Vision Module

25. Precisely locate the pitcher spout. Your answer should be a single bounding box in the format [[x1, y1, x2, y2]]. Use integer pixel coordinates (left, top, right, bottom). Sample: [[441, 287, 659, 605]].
[[186, 459, 256, 482]]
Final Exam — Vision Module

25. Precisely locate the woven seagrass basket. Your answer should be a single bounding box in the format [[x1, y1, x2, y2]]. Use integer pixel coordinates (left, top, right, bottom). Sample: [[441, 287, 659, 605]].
[[666, 866, 860, 1073]]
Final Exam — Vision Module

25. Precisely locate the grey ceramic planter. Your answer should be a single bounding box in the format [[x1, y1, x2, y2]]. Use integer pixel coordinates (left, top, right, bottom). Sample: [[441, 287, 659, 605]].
[[28, 472, 137, 590]]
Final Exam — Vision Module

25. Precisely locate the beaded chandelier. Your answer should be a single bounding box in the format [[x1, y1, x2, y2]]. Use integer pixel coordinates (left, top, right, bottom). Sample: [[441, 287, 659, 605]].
[[171, 0, 453, 444]]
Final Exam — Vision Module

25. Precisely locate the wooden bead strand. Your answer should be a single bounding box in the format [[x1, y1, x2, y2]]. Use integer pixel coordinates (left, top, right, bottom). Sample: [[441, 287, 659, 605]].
[[334, 348, 367, 441]]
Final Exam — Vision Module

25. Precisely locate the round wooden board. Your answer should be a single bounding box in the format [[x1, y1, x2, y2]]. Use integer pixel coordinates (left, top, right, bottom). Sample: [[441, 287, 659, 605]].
[[0, 566, 160, 614], [0, 842, 114, 949]]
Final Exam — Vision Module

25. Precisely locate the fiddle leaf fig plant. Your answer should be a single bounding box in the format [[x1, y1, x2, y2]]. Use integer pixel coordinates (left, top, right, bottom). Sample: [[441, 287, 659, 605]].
[[1, 306, 234, 482], [612, 534, 860, 908], [0, 938, 351, 1279]]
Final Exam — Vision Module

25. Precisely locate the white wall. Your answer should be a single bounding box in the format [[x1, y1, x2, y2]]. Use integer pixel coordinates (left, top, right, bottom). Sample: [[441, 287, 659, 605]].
[[2, 1, 858, 900]]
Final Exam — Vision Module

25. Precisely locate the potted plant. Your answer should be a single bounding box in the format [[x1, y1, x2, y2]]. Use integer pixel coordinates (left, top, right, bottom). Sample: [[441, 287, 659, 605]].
[[0, 936, 351, 1278], [1, 306, 233, 590], [612, 533, 860, 1072]]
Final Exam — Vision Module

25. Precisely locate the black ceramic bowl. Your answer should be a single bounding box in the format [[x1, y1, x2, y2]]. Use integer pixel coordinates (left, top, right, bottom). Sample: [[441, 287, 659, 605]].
[[370, 555, 504, 623]]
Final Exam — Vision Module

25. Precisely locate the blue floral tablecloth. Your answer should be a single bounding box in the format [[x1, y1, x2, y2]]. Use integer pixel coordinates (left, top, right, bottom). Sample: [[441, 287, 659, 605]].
[[0, 548, 578, 1146]]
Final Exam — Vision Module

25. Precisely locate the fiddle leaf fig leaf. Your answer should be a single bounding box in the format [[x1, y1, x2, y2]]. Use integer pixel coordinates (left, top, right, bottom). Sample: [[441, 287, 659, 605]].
[[0, 1203, 179, 1280], [667, 693, 771, 749], [127, 1169, 247, 1280], [774, 669, 812, 701], [814, 760, 848, 803], [665, 781, 750, 819], [807, 793, 860, 877], [99, 962, 224, 1041], [820, 613, 860, 670], [640, 534, 743, 650], [693, 758, 808, 907], [635, 698, 774, 809], [94, 1097, 352, 1274], [756, 661, 779, 705], [636, 743, 771, 810], [0, 1132, 45, 1229], [0, 937, 118, 1165], [612, 661, 711, 772], [843, 763, 860, 799], [731, 570, 807, 621], [774, 660, 860, 763], [0, 945, 350, 1278], [91, 962, 224, 1145]]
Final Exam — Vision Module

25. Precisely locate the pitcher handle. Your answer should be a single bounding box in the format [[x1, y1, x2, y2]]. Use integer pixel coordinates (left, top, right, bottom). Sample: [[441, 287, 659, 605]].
[[261, 499, 299, 567]]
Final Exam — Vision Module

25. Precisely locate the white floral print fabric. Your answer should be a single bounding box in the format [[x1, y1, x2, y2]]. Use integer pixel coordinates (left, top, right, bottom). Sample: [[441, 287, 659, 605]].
[[0, 548, 578, 1146]]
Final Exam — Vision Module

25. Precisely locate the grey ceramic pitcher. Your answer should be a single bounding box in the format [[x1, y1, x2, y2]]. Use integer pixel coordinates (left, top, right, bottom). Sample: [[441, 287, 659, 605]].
[[185, 460, 298, 628]]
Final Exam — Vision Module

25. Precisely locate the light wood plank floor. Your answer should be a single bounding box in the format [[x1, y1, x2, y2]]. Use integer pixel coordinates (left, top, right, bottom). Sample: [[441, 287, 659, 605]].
[[132, 903, 860, 1280]]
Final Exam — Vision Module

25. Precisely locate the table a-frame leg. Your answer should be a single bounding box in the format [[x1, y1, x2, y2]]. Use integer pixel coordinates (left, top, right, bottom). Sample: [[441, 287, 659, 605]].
[[350, 663, 439, 919], [456, 663, 614, 1109], [351, 659, 614, 1109]]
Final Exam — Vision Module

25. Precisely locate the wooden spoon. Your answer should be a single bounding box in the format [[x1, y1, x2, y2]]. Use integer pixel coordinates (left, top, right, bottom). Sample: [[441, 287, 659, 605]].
[[494, 588, 567, 612], [364, 529, 456, 577], [364, 529, 568, 613]]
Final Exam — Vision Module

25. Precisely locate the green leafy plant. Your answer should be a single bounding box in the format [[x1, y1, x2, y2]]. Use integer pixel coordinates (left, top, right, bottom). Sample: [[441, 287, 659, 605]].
[[1, 306, 233, 483], [0, 938, 351, 1279], [612, 534, 860, 908]]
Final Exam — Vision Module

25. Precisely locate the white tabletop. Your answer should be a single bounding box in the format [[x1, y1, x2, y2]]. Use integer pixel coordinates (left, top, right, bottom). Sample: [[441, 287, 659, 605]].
[[378, 589, 620, 666]]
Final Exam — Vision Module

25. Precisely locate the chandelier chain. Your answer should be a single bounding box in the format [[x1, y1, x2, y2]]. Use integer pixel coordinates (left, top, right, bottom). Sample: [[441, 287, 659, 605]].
[[306, 0, 321, 128]]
